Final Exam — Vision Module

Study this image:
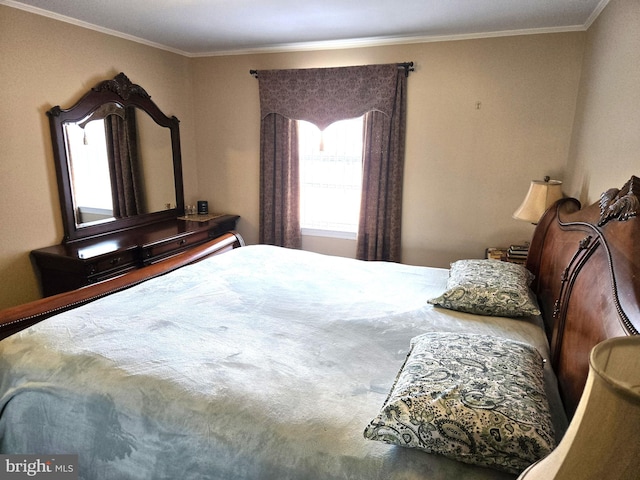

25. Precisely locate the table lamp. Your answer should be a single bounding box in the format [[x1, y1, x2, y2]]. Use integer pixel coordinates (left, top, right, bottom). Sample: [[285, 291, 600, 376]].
[[517, 335, 640, 479], [513, 176, 563, 224]]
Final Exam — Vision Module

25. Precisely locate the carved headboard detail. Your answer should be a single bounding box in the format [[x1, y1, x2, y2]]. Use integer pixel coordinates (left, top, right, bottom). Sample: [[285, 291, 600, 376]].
[[550, 235, 600, 365], [598, 174, 640, 226], [527, 176, 640, 418]]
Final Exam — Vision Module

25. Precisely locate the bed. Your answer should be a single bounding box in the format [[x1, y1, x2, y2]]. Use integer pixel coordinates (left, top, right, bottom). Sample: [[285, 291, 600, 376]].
[[0, 176, 638, 480]]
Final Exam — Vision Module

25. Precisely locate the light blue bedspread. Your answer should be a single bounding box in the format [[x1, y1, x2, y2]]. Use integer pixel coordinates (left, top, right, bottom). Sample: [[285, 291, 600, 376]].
[[0, 245, 565, 479]]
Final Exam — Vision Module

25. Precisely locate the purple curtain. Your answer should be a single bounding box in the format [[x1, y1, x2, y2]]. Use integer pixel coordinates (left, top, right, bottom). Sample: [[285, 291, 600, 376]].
[[259, 114, 301, 248], [257, 64, 407, 259], [357, 70, 407, 262], [105, 107, 144, 217]]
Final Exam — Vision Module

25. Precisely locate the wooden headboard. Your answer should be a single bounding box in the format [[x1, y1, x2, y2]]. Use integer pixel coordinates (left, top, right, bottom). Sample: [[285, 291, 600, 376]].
[[526, 175, 640, 418]]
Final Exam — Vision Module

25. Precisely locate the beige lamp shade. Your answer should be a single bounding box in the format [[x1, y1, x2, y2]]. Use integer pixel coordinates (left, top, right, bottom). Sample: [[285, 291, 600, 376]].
[[513, 178, 563, 224], [517, 335, 640, 480]]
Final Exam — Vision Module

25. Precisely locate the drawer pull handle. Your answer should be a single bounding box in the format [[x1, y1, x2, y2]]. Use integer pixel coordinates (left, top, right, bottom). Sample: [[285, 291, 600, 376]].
[[110, 257, 121, 265], [178, 239, 187, 246]]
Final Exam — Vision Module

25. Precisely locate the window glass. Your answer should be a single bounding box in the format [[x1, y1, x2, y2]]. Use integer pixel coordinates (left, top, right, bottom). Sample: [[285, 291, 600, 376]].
[[298, 117, 363, 236]]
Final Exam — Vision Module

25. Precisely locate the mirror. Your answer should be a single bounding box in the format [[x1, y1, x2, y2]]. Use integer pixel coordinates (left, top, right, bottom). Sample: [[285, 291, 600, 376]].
[[48, 73, 184, 242]]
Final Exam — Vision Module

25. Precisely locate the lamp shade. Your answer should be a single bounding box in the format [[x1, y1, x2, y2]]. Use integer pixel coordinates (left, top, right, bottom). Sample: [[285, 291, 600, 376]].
[[517, 335, 640, 480], [513, 179, 563, 224]]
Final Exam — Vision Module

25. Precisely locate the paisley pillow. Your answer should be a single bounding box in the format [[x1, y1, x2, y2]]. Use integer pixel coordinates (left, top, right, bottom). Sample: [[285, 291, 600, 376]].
[[428, 259, 540, 317], [363, 332, 556, 474]]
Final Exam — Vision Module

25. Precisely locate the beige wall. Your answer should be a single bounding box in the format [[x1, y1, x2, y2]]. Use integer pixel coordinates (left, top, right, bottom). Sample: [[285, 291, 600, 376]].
[[565, 0, 640, 204], [4, 1, 637, 310], [192, 34, 585, 266], [0, 6, 196, 308]]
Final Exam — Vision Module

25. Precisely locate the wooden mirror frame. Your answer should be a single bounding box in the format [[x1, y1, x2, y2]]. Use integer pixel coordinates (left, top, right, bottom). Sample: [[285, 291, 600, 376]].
[[47, 72, 185, 243]]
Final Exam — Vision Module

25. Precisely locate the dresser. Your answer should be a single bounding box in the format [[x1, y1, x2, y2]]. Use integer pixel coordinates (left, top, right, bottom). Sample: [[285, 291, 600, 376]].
[[32, 215, 239, 297]]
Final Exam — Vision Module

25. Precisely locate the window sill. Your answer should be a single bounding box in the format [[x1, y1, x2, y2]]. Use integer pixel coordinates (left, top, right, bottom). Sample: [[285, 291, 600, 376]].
[[301, 228, 356, 240]]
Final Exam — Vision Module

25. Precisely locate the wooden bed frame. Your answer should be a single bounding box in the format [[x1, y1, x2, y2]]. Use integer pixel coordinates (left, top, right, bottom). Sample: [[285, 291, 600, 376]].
[[0, 232, 244, 341], [1, 176, 639, 420], [526, 175, 639, 417]]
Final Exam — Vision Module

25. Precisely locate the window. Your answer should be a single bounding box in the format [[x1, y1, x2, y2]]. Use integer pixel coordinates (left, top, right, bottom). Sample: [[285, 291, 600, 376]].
[[298, 116, 364, 239]]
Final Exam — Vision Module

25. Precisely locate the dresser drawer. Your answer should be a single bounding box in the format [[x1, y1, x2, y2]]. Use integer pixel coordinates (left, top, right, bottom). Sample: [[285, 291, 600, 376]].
[[141, 230, 210, 264], [86, 249, 138, 281], [32, 215, 239, 297]]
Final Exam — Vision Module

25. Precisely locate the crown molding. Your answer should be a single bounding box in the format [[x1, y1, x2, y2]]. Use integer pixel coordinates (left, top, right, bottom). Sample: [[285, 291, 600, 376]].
[[192, 25, 587, 58], [584, 0, 611, 29], [3, 0, 605, 58], [1, 0, 191, 56]]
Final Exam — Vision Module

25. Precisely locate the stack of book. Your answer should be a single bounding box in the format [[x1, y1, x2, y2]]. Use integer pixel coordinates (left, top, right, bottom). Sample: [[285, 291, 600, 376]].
[[507, 244, 529, 264], [486, 247, 508, 261]]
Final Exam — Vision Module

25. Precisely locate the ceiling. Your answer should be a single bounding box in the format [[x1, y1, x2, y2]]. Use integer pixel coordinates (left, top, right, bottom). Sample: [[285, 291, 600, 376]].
[[5, 0, 608, 56]]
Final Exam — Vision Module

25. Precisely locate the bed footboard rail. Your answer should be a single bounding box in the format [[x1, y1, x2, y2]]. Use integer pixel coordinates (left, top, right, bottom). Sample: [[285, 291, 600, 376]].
[[0, 232, 244, 341]]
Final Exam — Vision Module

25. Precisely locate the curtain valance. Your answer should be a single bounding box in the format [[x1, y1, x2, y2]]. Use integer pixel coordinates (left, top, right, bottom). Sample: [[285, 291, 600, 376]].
[[257, 62, 410, 261], [258, 64, 400, 130]]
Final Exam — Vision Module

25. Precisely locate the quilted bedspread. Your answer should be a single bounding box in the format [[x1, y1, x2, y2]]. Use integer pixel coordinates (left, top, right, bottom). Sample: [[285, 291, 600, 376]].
[[0, 245, 565, 479]]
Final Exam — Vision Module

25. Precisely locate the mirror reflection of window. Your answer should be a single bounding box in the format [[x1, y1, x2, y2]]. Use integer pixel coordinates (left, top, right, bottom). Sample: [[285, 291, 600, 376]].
[[65, 120, 115, 226]]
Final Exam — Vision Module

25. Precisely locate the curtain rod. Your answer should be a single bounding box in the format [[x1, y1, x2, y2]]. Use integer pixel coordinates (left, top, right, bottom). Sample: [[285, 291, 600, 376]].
[[250, 62, 414, 78]]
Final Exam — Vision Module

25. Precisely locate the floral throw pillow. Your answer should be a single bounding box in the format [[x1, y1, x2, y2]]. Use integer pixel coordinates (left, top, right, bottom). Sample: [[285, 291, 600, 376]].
[[364, 332, 556, 474], [428, 259, 541, 317]]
